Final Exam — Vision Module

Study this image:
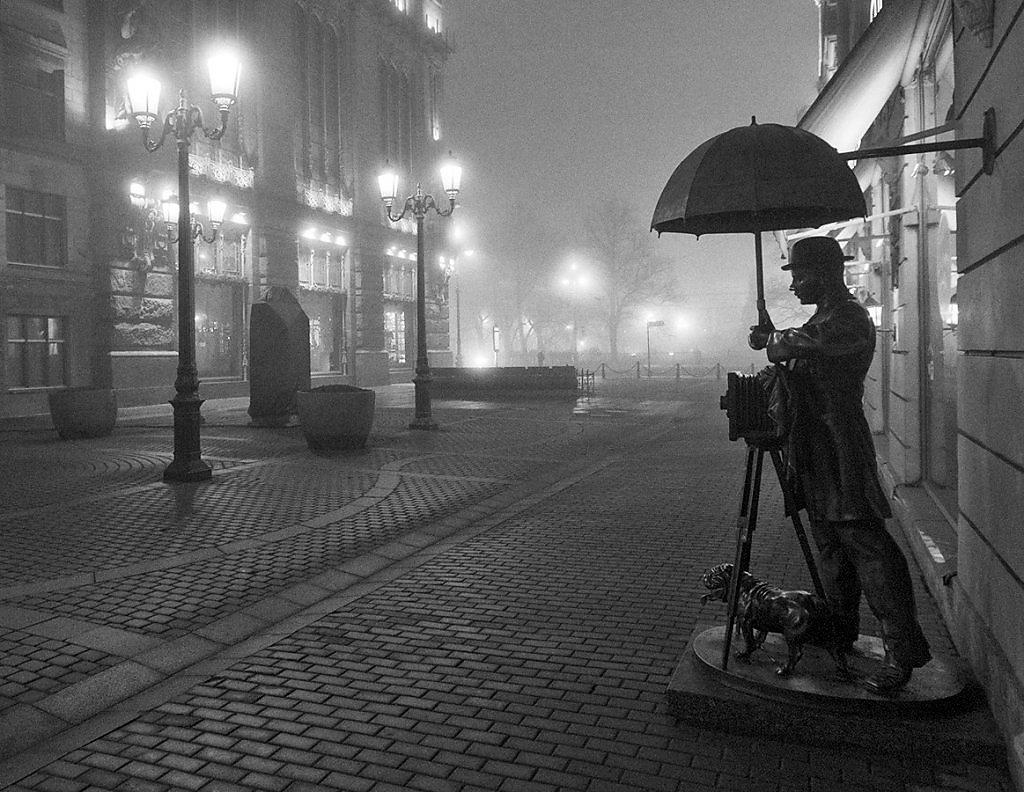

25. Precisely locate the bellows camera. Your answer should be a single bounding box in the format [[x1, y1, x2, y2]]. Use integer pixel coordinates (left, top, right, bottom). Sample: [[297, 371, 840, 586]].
[[719, 371, 777, 444]]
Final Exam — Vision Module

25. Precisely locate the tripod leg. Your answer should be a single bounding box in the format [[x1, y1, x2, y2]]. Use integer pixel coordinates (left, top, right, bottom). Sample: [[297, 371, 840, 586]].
[[768, 449, 827, 600], [722, 445, 765, 670]]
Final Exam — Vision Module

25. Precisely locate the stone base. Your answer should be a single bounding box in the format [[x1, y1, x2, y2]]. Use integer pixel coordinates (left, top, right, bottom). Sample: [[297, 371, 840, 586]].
[[666, 627, 1007, 765]]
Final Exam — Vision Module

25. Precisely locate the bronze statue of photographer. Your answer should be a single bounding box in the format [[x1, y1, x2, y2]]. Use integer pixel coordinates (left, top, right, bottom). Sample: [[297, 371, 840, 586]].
[[747, 236, 931, 694]]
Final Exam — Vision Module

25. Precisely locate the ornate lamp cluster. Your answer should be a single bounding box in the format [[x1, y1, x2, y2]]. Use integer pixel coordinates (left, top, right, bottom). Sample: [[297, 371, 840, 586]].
[[124, 182, 229, 270], [377, 153, 462, 429], [124, 48, 241, 483]]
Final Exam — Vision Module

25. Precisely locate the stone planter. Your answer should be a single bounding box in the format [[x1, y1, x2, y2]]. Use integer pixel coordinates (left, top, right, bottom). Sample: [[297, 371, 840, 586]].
[[48, 387, 117, 440], [296, 384, 375, 452]]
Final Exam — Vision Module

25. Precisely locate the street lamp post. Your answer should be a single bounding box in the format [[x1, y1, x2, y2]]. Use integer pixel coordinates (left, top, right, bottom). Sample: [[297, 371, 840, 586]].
[[455, 274, 463, 367], [560, 264, 588, 370], [126, 51, 240, 482], [570, 311, 579, 369], [646, 319, 664, 379], [379, 155, 462, 430], [440, 249, 472, 367]]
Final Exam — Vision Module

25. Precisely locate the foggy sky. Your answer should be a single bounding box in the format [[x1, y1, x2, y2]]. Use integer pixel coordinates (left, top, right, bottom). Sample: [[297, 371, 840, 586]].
[[440, 0, 821, 356]]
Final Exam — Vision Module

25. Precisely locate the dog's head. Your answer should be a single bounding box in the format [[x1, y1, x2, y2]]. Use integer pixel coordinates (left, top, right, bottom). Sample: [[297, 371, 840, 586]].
[[700, 563, 735, 605]]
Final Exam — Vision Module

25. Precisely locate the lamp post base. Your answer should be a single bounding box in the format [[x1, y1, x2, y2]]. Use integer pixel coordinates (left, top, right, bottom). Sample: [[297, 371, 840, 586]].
[[410, 372, 436, 431], [163, 393, 213, 483], [163, 458, 214, 482]]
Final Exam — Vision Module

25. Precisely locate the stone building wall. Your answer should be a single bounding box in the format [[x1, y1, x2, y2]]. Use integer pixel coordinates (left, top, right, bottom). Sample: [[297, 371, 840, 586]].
[[952, 0, 1024, 784]]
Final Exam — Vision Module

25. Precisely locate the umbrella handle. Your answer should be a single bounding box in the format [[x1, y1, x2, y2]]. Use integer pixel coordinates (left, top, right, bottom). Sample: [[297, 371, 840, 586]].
[[753, 233, 774, 329]]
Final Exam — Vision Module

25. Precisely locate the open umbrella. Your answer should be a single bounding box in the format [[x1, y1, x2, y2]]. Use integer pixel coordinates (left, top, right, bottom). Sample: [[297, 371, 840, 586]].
[[651, 117, 865, 324]]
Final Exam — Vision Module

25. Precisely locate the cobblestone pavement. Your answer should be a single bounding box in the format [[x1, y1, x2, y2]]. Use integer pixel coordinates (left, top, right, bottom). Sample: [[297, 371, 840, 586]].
[[0, 380, 1014, 791]]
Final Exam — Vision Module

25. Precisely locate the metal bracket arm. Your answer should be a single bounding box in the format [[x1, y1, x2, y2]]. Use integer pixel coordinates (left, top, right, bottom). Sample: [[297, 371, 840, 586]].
[[840, 107, 996, 175]]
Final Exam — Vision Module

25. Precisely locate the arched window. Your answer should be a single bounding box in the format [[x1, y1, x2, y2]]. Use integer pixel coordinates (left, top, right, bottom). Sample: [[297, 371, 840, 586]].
[[293, 5, 346, 189], [380, 60, 412, 171]]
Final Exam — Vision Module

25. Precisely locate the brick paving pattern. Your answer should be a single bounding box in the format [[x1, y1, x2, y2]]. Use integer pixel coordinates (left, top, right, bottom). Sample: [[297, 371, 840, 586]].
[[0, 381, 1013, 791]]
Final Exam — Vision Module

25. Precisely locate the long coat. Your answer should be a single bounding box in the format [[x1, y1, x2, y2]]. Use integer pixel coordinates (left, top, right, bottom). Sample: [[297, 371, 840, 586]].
[[765, 291, 891, 523]]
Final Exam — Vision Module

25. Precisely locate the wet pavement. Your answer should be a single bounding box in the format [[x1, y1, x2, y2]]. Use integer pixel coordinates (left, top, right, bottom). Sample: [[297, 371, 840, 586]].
[[0, 379, 1014, 791]]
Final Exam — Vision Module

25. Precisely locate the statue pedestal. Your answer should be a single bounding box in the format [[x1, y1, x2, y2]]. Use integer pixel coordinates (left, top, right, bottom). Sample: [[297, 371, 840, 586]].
[[666, 626, 1004, 763]]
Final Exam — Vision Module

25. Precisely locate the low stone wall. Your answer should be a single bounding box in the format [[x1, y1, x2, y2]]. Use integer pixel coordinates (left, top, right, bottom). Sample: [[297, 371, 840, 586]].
[[428, 366, 578, 398]]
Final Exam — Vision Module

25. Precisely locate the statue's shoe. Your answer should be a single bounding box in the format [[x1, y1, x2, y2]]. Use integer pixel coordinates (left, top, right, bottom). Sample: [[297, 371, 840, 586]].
[[862, 662, 912, 695]]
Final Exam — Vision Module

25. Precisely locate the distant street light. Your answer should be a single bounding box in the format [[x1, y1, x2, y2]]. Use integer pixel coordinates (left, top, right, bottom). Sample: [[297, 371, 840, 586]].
[[560, 263, 590, 369], [646, 319, 664, 379], [440, 248, 473, 367], [379, 153, 462, 429], [126, 49, 240, 483]]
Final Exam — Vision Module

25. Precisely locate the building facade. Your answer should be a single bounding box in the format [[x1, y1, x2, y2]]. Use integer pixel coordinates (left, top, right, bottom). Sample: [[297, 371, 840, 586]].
[[799, 0, 1024, 785], [1, 0, 455, 419]]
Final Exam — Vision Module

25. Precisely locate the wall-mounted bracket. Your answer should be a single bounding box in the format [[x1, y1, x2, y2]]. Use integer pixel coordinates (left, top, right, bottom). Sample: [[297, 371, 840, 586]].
[[840, 107, 996, 175]]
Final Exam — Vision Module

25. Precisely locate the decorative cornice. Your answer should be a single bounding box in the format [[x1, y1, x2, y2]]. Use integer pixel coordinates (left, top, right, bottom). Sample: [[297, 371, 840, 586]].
[[189, 153, 255, 190], [952, 0, 994, 46], [299, 180, 354, 216], [196, 271, 247, 284], [299, 283, 346, 295]]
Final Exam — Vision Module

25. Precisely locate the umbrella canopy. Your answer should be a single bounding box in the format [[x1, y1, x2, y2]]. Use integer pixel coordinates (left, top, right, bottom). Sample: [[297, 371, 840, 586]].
[[651, 119, 866, 236]]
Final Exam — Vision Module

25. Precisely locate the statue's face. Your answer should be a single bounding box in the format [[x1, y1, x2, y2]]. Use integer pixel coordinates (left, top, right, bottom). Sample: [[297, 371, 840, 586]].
[[789, 269, 826, 305]]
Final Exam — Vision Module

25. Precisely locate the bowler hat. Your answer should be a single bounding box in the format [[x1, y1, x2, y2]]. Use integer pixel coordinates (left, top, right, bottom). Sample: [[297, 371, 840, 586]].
[[782, 236, 853, 271]]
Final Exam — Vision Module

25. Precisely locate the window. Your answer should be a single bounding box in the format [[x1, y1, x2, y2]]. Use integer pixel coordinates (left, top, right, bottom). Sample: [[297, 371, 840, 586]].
[[383, 256, 415, 300], [195, 283, 243, 378], [298, 244, 345, 290], [196, 230, 247, 277], [425, 2, 443, 33], [384, 310, 407, 365], [299, 291, 347, 374], [429, 70, 442, 142], [924, 209, 959, 517], [822, 35, 839, 80], [1, 60, 65, 140], [380, 60, 412, 171], [291, 5, 346, 196], [6, 315, 66, 388], [5, 186, 67, 267]]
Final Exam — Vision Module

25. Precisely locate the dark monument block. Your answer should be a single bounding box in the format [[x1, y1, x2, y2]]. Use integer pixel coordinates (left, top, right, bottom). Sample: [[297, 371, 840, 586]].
[[248, 287, 311, 426]]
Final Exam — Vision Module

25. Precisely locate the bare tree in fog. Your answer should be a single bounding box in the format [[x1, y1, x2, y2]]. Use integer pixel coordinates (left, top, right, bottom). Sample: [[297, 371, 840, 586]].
[[483, 201, 563, 364], [584, 199, 680, 360]]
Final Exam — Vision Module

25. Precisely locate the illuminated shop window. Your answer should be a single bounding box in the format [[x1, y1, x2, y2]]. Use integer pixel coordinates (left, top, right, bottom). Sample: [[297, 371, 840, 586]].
[[425, 1, 443, 33], [195, 284, 243, 378], [384, 310, 407, 365]]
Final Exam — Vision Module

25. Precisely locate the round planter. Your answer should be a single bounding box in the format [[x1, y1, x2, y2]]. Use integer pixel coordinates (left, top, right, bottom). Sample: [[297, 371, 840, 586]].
[[296, 385, 375, 452], [48, 387, 117, 440]]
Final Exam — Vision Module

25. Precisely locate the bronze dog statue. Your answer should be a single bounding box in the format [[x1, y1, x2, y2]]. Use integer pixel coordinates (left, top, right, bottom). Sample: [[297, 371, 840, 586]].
[[701, 563, 849, 677]]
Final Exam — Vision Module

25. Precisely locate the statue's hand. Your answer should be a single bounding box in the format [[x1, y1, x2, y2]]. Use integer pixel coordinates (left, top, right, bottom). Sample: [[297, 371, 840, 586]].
[[748, 325, 771, 350]]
